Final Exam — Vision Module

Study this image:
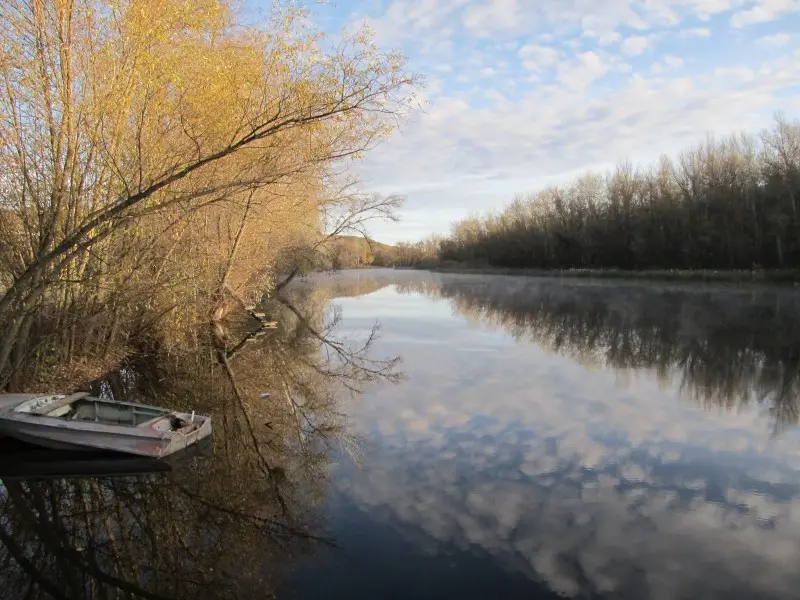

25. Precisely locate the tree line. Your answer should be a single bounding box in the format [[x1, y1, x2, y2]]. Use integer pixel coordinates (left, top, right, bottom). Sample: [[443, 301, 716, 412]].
[[0, 0, 416, 389], [434, 116, 800, 271]]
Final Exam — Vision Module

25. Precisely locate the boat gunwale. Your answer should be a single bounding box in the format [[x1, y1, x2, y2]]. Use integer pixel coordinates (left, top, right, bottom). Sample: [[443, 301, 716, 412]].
[[2, 394, 210, 419], [3, 392, 195, 411]]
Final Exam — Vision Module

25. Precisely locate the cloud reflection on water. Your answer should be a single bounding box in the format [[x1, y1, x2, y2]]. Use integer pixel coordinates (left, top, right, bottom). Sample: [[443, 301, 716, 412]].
[[319, 270, 800, 598]]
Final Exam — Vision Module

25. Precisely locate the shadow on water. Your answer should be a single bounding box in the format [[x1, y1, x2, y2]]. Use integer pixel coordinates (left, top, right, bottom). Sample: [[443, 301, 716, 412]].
[[0, 437, 212, 480], [0, 285, 400, 599]]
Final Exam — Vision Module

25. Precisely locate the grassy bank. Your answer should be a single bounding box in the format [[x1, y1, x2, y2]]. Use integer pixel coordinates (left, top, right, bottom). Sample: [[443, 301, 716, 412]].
[[422, 263, 800, 285]]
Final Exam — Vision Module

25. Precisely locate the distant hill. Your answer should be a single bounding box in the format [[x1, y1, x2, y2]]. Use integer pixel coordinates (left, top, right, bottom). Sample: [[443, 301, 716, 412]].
[[323, 235, 397, 268]]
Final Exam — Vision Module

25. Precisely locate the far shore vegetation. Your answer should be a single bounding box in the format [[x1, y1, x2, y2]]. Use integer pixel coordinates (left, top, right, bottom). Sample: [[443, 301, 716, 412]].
[[420, 264, 800, 285], [355, 116, 800, 283]]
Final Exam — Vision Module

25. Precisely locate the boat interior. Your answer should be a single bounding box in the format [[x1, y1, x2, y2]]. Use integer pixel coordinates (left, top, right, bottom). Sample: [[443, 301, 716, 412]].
[[15, 394, 168, 427], [68, 399, 166, 426]]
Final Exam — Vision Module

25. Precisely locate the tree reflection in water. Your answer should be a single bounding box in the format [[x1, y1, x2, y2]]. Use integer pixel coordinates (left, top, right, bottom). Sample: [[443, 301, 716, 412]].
[[0, 286, 400, 599], [391, 274, 800, 433]]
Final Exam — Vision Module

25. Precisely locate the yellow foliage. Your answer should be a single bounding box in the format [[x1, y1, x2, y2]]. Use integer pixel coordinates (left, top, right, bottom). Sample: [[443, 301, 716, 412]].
[[0, 0, 419, 368]]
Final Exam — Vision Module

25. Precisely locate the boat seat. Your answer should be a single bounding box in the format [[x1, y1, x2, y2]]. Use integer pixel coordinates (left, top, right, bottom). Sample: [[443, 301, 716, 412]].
[[71, 403, 98, 421], [48, 405, 72, 418], [33, 392, 92, 416]]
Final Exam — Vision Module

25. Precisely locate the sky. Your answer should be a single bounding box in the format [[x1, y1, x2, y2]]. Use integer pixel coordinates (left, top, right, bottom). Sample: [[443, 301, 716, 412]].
[[305, 0, 800, 243]]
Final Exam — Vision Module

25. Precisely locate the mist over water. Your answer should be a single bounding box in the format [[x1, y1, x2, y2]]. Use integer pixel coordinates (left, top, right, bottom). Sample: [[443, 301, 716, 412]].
[[287, 269, 800, 600]]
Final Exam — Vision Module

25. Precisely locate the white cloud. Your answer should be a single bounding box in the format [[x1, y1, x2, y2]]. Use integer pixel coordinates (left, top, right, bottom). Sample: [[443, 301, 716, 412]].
[[456, 0, 751, 39], [664, 55, 685, 69], [357, 0, 748, 44], [683, 26, 713, 38], [598, 31, 623, 45], [582, 28, 623, 45], [758, 32, 792, 46], [730, 0, 800, 27], [518, 44, 559, 71], [653, 54, 686, 73], [557, 51, 609, 88], [714, 66, 757, 82], [621, 35, 651, 55], [581, 8, 650, 33], [359, 0, 468, 44], [644, 3, 682, 25], [689, 0, 745, 19], [462, 0, 522, 35], [579, 51, 606, 74], [482, 88, 507, 103], [679, 27, 712, 37], [479, 66, 497, 76]]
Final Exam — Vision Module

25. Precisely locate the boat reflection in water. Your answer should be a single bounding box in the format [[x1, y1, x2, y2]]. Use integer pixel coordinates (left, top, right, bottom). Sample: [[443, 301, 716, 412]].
[[0, 436, 213, 480]]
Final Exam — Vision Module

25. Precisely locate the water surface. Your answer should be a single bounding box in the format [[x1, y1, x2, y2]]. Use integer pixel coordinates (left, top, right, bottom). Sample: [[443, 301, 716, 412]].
[[3, 269, 800, 599], [285, 269, 800, 599]]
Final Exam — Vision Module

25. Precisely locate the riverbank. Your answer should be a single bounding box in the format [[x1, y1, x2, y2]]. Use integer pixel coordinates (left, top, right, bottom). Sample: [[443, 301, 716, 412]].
[[420, 263, 800, 285]]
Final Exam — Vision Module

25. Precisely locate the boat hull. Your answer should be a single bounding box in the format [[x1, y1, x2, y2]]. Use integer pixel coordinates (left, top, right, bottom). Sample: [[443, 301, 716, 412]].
[[159, 412, 213, 457], [0, 418, 173, 457]]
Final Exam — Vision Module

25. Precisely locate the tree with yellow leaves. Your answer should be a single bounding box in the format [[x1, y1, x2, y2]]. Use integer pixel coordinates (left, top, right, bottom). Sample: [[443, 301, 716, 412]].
[[0, 0, 418, 385]]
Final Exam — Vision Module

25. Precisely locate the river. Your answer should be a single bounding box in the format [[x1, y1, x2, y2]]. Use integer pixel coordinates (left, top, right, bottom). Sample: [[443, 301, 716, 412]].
[[2, 269, 800, 599], [284, 269, 800, 599]]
